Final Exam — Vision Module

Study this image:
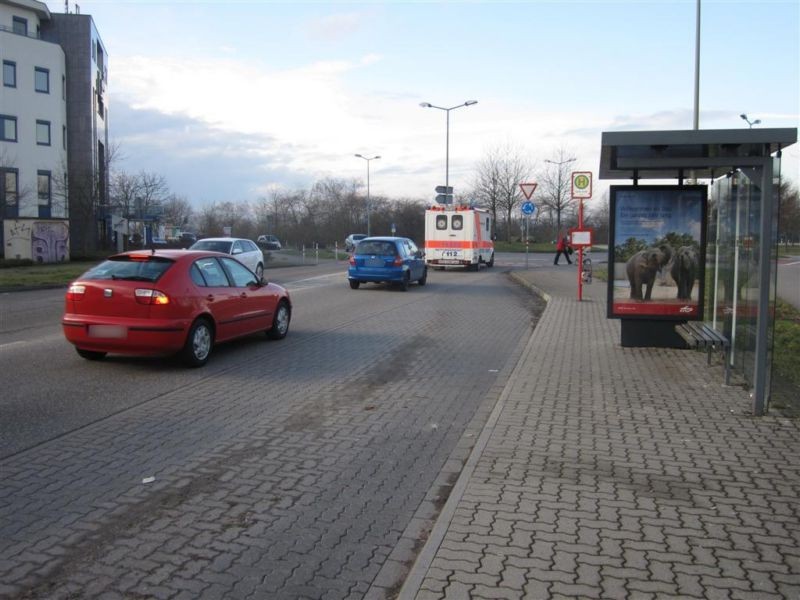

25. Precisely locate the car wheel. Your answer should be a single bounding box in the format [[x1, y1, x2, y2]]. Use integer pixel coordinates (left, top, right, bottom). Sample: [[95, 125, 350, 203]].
[[418, 267, 428, 286], [76, 348, 106, 361], [349, 280, 360, 290], [255, 263, 264, 281], [181, 318, 213, 367], [487, 253, 495, 268], [268, 300, 291, 340], [400, 271, 410, 291]]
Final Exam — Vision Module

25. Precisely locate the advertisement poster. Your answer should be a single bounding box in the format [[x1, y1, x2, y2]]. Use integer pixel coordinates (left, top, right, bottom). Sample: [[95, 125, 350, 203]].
[[607, 185, 707, 320]]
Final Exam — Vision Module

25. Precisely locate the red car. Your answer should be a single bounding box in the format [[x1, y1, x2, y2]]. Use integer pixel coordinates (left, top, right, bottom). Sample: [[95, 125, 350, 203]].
[[62, 249, 291, 367]]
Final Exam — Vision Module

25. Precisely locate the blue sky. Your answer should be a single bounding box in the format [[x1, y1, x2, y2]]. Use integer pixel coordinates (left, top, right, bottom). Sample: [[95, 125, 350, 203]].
[[45, 0, 799, 206]]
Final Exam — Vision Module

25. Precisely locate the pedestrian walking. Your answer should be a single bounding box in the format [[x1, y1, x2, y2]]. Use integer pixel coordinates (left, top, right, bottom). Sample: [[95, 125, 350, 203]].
[[554, 234, 573, 265]]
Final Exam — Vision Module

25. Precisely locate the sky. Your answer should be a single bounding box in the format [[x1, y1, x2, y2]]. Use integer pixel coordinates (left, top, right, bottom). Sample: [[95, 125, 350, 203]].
[[44, 0, 799, 207]]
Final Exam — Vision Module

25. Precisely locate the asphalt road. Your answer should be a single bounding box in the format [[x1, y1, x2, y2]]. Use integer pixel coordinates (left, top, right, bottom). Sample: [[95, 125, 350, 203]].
[[0, 260, 545, 599]]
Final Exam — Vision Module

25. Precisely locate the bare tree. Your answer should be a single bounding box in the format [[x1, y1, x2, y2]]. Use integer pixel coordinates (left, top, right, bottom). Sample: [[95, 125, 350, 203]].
[[586, 190, 610, 245], [472, 143, 532, 241], [537, 148, 577, 238], [0, 147, 34, 224], [161, 194, 193, 229], [471, 149, 502, 232], [135, 171, 169, 218], [110, 170, 140, 217], [778, 181, 800, 245]]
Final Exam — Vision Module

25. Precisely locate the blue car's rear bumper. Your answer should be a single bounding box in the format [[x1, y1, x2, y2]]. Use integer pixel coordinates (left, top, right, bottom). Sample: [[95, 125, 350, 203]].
[[348, 266, 405, 282]]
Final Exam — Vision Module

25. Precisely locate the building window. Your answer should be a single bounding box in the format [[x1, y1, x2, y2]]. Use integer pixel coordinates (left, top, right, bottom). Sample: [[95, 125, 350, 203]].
[[12, 16, 28, 36], [3, 61, 16, 88], [36, 120, 51, 146], [35, 67, 49, 93], [0, 115, 17, 142], [38, 171, 52, 218], [2, 169, 19, 218]]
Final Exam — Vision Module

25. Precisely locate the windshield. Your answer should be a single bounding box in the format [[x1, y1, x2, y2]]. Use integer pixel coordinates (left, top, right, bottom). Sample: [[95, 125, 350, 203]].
[[81, 256, 174, 282], [190, 240, 233, 254]]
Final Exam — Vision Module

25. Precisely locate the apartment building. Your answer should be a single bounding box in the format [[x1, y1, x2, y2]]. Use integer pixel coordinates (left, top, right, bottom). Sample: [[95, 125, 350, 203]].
[[0, 0, 109, 261]]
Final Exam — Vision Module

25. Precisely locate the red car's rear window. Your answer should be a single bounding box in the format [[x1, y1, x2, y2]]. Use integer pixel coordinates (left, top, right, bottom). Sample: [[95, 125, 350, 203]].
[[80, 256, 174, 283]]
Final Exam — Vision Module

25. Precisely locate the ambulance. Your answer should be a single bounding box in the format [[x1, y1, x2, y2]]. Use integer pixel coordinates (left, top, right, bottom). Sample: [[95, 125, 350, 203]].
[[424, 204, 494, 270]]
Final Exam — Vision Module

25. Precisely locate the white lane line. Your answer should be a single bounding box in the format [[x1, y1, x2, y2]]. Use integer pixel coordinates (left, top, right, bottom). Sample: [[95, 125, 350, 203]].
[[285, 272, 345, 285], [0, 340, 28, 351], [785, 260, 800, 266]]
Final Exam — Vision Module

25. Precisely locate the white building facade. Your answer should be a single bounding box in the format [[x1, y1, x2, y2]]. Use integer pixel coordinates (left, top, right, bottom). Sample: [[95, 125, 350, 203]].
[[1, 0, 69, 262], [1, 0, 109, 262]]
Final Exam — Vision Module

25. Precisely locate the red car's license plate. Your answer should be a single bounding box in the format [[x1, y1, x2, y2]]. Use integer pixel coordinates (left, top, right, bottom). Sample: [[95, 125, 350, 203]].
[[88, 325, 127, 338]]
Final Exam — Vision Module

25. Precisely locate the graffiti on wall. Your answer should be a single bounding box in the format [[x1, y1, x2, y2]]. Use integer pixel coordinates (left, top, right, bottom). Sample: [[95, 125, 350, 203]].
[[4, 220, 69, 262], [32, 222, 69, 262]]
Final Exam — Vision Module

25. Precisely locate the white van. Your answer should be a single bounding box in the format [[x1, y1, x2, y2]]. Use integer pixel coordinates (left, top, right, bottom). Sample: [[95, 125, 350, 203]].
[[424, 205, 494, 270]]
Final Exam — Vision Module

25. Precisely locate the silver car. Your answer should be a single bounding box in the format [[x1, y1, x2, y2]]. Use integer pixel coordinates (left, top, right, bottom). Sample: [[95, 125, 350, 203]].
[[345, 234, 367, 252], [189, 237, 265, 280]]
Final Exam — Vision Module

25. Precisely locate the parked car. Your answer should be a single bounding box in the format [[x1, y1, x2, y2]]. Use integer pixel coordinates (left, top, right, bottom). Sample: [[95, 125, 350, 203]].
[[347, 236, 427, 291], [344, 233, 367, 252], [189, 237, 264, 280], [62, 249, 291, 367], [257, 234, 282, 250], [179, 232, 197, 245]]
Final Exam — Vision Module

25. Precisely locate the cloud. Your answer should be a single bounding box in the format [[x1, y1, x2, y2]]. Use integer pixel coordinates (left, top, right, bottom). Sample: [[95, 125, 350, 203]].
[[110, 101, 313, 202], [304, 11, 369, 42]]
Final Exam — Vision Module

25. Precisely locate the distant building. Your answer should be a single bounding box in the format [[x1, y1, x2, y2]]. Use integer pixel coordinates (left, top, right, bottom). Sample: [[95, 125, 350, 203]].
[[0, 0, 108, 261]]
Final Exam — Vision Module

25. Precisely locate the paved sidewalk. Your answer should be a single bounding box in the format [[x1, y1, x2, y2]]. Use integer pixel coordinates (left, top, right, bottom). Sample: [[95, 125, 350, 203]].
[[398, 265, 800, 599]]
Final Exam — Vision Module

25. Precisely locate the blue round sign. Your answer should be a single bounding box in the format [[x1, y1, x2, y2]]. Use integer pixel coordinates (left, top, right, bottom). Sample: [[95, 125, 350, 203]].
[[521, 201, 535, 215]]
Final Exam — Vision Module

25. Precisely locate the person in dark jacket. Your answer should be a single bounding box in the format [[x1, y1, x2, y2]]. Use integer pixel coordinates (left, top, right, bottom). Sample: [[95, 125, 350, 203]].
[[554, 234, 572, 265]]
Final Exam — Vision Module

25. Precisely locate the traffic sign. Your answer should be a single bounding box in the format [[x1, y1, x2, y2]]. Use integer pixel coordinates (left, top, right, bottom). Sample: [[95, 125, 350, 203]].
[[571, 172, 592, 199], [435, 185, 454, 194], [435, 194, 453, 204], [519, 182, 537, 200], [521, 201, 535, 215]]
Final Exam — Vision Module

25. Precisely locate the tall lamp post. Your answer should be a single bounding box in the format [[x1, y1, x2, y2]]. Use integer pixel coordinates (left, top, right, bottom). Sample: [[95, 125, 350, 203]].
[[740, 113, 761, 128], [419, 100, 478, 202], [544, 157, 576, 236], [355, 153, 380, 236]]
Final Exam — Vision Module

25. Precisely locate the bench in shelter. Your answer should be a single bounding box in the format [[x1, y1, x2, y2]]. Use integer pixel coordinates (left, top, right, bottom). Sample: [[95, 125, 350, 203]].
[[675, 322, 731, 385]]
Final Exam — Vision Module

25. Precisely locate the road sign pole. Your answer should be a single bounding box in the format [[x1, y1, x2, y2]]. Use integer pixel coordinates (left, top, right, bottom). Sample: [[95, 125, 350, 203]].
[[525, 216, 529, 269], [578, 198, 584, 301]]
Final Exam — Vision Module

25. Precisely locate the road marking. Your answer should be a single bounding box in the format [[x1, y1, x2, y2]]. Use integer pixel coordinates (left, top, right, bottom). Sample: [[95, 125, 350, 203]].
[[785, 260, 800, 266], [0, 334, 63, 350], [283, 272, 346, 292]]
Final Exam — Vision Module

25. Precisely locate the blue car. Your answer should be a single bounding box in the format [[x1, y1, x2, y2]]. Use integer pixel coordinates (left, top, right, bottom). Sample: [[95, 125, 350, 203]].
[[348, 236, 428, 291]]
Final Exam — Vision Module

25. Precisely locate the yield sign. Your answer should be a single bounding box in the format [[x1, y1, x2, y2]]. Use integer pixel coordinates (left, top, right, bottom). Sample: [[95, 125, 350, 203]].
[[519, 182, 537, 200]]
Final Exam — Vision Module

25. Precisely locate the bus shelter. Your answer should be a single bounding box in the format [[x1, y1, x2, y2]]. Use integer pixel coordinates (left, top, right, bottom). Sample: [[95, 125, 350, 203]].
[[599, 128, 797, 416]]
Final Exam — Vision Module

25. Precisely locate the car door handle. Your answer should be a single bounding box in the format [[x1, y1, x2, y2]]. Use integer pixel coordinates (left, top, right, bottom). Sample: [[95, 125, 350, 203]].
[[206, 294, 215, 302], [240, 293, 248, 298]]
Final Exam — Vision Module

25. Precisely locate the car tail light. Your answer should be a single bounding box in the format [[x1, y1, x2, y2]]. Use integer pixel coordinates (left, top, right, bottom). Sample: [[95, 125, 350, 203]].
[[393, 256, 403, 266], [66, 284, 86, 300], [349, 256, 356, 266], [135, 289, 170, 305]]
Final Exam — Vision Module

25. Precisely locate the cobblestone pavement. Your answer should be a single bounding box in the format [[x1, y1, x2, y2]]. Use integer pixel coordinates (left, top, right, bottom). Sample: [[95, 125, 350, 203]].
[[402, 267, 800, 600], [0, 270, 544, 599]]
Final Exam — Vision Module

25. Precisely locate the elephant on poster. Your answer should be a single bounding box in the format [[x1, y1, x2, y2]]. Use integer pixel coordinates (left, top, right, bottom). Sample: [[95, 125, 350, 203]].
[[671, 245, 699, 300], [626, 244, 673, 301]]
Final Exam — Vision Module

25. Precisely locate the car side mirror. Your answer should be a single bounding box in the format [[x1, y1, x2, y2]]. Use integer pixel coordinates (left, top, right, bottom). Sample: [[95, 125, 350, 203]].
[[416, 250, 424, 258]]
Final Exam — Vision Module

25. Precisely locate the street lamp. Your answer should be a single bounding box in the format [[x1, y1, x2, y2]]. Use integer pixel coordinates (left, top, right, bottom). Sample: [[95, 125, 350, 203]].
[[419, 100, 478, 202], [354, 153, 380, 236], [544, 157, 576, 236], [740, 113, 761, 128]]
